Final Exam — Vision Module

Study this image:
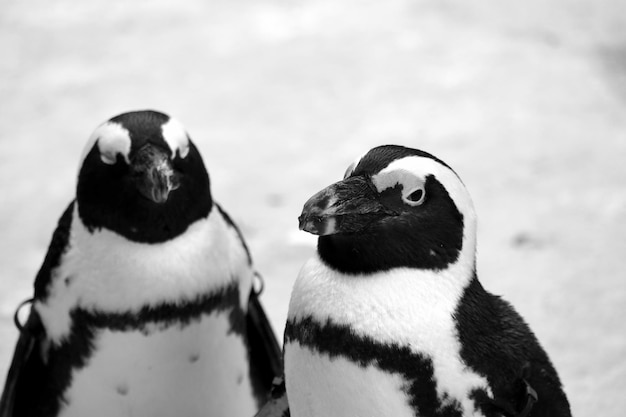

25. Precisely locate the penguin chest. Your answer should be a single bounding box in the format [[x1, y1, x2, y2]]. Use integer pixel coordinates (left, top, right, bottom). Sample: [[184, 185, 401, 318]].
[[58, 311, 257, 417], [284, 342, 415, 417]]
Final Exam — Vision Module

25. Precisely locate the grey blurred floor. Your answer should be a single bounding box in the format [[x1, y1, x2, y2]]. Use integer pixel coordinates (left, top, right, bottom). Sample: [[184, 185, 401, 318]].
[[1, 0, 626, 415]]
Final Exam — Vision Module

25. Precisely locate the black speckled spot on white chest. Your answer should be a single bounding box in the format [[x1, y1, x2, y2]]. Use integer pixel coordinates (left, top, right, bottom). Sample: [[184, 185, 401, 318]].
[[54, 290, 257, 417]]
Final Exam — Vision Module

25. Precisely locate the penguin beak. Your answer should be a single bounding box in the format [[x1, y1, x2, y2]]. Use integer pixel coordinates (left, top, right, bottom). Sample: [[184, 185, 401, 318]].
[[299, 176, 396, 236], [131, 144, 180, 204]]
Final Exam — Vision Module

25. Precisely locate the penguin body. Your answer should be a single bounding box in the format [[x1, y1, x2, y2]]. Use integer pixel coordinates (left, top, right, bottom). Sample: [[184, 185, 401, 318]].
[[275, 145, 570, 417], [285, 258, 488, 417], [0, 111, 281, 417]]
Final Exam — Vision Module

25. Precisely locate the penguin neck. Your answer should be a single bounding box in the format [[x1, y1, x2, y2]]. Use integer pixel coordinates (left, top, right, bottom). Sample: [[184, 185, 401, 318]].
[[36, 202, 253, 344], [70, 203, 251, 308], [288, 243, 477, 347], [316, 209, 477, 276], [316, 209, 475, 276]]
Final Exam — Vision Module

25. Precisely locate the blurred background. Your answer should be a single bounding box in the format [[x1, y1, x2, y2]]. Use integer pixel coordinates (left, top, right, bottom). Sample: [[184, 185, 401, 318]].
[[1, 0, 625, 415]]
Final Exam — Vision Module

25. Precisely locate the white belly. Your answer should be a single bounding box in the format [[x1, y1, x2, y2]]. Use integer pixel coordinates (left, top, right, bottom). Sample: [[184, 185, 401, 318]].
[[285, 341, 416, 417], [59, 312, 257, 417]]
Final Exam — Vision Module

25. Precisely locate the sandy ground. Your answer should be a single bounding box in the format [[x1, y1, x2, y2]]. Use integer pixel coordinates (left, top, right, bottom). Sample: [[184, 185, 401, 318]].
[[1, 0, 625, 415]]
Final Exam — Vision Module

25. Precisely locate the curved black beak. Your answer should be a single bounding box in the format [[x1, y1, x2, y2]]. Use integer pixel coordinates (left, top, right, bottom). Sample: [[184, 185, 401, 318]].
[[298, 176, 396, 236], [131, 144, 180, 204]]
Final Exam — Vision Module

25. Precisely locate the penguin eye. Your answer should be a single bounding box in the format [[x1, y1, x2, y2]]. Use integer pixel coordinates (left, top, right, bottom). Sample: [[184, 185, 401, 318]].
[[402, 186, 426, 206]]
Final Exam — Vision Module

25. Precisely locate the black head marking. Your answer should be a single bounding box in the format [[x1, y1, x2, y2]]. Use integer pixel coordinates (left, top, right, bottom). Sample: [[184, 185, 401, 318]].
[[77, 110, 212, 243], [109, 110, 171, 156], [105, 110, 191, 160], [350, 145, 455, 178], [317, 174, 464, 274]]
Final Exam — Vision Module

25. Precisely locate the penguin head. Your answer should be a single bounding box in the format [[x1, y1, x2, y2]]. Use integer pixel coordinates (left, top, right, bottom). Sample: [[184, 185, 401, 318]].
[[299, 145, 476, 274], [77, 110, 212, 243]]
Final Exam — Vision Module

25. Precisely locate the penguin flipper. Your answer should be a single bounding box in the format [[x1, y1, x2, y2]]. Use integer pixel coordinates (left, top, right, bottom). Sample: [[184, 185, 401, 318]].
[[33, 201, 75, 299], [254, 376, 290, 417], [1, 201, 74, 417], [457, 279, 571, 417], [247, 290, 283, 401], [0, 307, 47, 417]]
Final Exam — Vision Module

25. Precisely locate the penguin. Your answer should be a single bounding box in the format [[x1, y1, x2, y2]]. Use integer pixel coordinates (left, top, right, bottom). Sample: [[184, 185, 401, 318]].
[[257, 145, 571, 417], [0, 110, 281, 417]]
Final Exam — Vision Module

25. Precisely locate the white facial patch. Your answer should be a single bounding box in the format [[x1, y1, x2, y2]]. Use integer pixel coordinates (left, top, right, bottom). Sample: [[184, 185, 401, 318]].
[[161, 117, 190, 159], [371, 168, 423, 193], [81, 122, 132, 168], [373, 156, 474, 217]]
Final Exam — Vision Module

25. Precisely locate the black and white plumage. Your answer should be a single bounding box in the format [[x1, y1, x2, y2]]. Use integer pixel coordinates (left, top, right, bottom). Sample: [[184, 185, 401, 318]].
[[258, 145, 570, 417], [0, 110, 281, 417]]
